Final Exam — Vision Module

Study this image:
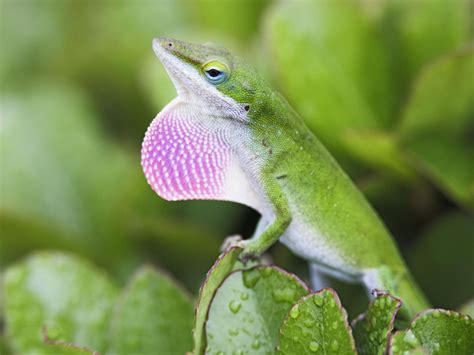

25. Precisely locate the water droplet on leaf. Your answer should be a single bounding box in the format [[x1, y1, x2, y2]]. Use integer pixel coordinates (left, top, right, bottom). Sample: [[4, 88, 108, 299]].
[[290, 305, 300, 319], [242, 270, 261, 288], [309, 341, 320, 352], [252, 340, 261, 349], [229, 300, 242, 314], [313, 296, 323, 307], [273, 287, 297, 303]]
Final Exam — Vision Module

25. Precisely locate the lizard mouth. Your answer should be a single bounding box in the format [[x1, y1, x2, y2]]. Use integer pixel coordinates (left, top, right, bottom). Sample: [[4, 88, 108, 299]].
[[152, 38, 193, 97], [152, 38, 249, 123]]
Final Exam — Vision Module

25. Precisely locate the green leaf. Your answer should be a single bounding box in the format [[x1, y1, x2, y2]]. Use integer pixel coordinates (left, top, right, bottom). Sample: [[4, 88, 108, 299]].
[[43, 327, 99, 355], [352, 293, 401, 355], [0, 85, 141, 269], [277, 288, 356, 354], [342, 130, 414, 180], [399, 49, 474, 209], [193, 247, 254, 354], [379, 0, 471, 84], [0, 212, 85, 267], [410, 309, 474, 354], [388, 330, 424, 355], [110, 266, 193, 355], [187, 0, 270, 41], [407, 212, 474, 309], [265, 0, 395, 164], [205, 266, 309, 354], [3, 252, 118, 354]]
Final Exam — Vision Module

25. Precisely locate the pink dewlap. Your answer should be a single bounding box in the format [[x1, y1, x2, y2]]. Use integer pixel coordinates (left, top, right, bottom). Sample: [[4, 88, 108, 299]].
[[141, 109, 230, 201]]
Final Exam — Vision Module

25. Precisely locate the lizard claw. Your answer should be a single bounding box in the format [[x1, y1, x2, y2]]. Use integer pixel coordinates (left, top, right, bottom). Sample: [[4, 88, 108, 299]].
[[220, 235, 246, 253], [239, 249, 260, 264], [221, 236, 269, 265]]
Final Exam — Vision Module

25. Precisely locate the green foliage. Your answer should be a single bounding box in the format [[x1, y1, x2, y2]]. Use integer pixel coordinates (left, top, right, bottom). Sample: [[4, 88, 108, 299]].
[[1, 0, 473, 354], [109, 267, 194, 354], [4, 249, 473, 354], [399, 49, 474, 209], [353, 293, 401, 354], [2, 253, 196, 355], [390, 310, 474, 354], [266, 0, 394, 164], [278, 289, 356, 354], [205, 266, 308, 353], [193, 247, 247, 354], [3, 252, 118, 354]]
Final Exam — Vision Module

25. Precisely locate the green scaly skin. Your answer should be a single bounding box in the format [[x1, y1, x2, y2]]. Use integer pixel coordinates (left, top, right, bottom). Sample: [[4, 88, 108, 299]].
[[148, 38, 430, 319]]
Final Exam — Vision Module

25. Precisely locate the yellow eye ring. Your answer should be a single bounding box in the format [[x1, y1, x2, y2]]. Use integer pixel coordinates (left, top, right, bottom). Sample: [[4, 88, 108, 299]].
[[202, 60, 229, 85]]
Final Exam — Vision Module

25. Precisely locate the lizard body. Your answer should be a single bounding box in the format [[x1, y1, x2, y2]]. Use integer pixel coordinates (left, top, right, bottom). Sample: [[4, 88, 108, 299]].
[[141, 38, 429, 318]]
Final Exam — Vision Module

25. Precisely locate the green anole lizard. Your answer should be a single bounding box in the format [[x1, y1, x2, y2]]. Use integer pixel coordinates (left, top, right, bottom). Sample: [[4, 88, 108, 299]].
[[141, 38, 429, 319]]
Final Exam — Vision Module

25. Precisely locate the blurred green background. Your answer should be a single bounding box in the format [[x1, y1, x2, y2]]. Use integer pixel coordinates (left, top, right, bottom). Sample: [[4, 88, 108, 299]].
[[1, 0, 473, 320]]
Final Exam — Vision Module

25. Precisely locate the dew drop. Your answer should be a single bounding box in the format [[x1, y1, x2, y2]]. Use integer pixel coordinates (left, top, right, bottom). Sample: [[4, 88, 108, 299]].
[[313, 296, 323, 307], [229, 328, 239, 336], [332, 321, 338, 330], [240, 292, 249, 301], [432, 310, 441, 318], [309, 341, 320, 352], [304, 318, 315, 327], [290, 305, 300, 319], [403, 330, 418, 347], [262, 267, 272, 277], [252, 340, 261, 349], [331, 339, 339, 351], [229, 300, 242, 314], [273, 287, 297, 303], [242, 270, 261, 288]]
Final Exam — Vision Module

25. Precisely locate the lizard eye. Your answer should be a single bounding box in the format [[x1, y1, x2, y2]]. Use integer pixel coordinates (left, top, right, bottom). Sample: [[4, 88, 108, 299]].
[[202, 60, 229, 85]]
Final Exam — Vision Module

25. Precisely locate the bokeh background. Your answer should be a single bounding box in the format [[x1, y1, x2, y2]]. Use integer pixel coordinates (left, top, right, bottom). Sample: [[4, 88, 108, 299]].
[[1, 0, 473, 322]]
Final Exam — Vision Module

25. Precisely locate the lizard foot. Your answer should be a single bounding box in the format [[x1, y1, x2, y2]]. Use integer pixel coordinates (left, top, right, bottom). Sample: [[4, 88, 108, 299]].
[[221, 236, 267, 265], [220, 235, 246, 253]]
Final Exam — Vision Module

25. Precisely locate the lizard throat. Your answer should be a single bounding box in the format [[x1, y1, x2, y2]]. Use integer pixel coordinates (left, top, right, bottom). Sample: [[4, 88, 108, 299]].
[[141, 101, 232, 201]]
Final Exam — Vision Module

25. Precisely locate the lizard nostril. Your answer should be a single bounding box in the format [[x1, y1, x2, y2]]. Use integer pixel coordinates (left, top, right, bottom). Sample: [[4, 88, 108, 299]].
[[167, 42, 173, 48], [244, 105, 250, 112]]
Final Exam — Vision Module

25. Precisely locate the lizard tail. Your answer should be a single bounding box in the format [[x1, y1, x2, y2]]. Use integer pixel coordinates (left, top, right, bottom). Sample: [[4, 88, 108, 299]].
[[363, 267, 430, 320]]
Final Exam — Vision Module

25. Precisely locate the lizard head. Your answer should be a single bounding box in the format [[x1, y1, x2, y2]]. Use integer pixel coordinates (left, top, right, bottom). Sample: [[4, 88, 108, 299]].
[[153, 37, 263, 123], [142, 38, 267, 205]]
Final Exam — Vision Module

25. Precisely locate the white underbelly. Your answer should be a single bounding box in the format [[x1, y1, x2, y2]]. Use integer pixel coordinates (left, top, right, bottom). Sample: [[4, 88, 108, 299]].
[[279, 215, 360, 279]]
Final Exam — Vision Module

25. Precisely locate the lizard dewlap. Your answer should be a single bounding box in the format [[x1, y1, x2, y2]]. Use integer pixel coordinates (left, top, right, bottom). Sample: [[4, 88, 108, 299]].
[[142, 37, 430, 320], [141, 103, 231, 201]]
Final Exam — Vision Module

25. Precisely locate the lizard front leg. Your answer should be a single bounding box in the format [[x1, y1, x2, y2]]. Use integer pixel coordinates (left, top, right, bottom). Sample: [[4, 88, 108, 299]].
[[239, 177, 292, 261]]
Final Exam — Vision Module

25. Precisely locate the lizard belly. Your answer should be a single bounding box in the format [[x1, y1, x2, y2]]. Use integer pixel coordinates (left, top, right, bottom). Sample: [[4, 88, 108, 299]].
[[279, 212, 361, 281]]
